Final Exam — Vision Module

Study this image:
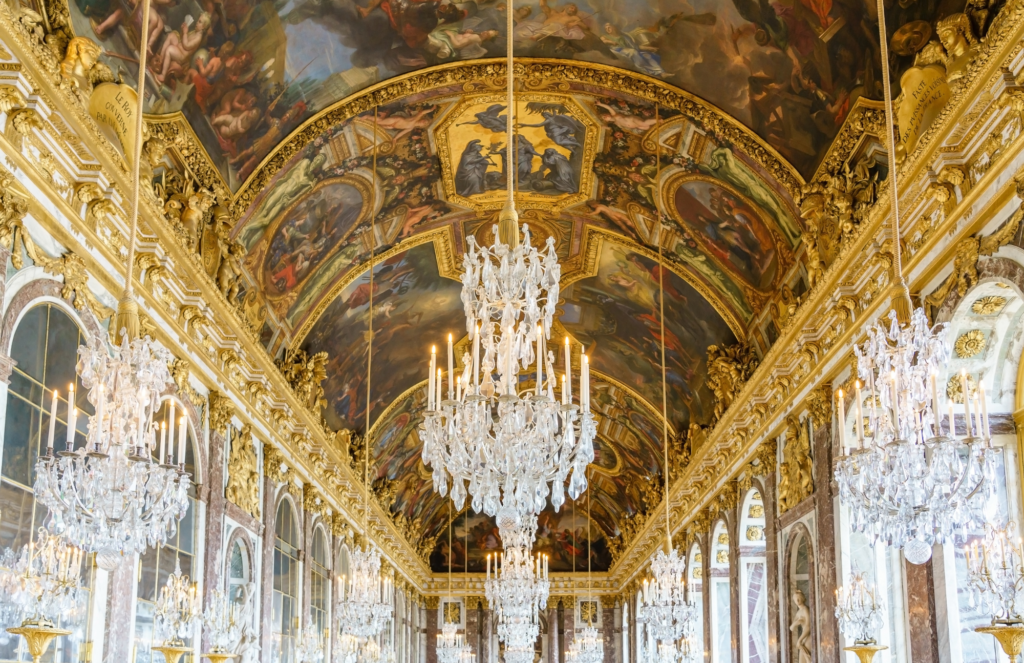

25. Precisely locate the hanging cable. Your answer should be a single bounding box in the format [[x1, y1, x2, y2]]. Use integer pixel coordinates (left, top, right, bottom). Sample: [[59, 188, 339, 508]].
[[873, 0, 913, 323], [654, 103, 672, 553], [364, 106, 378, 539]]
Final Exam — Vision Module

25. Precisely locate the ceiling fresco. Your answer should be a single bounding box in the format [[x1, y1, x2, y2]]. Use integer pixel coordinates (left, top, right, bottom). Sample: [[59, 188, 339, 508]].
[[370, 377, 665, 573]]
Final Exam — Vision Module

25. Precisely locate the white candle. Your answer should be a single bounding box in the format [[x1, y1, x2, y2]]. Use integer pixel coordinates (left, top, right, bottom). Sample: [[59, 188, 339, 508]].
[[930, 373, 941, 437], [564, 337, 572, 403], [972, 395, 982, 439], [447, 334, 454, 401], [486, 554, 490, 579], [94, 384, 105, 450], [507, 335, 515, 396], [178, 416, 188, 465], [457, 376, 462, 402], [472, 325, 480, 392], [961, 371, 973, 436], [854, 381, 864, 447], [66, 385, 75, 446], [948, 399, 956, 438], [429, 346, 436, 410], [159, 420, 167, 463], [582, 354, 589, 410], [436, 369, 443, 409], [562, 374, 567, 406], [980, 383, 990, 438], [837, 389, 847, 454], [46, 389, 58, 452], [537, 326, 543, 397], [890, 370, 899, 426]]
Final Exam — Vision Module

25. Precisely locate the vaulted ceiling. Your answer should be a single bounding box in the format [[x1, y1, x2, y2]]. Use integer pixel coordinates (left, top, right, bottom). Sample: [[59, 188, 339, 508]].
[[63, 0, 970, 570]]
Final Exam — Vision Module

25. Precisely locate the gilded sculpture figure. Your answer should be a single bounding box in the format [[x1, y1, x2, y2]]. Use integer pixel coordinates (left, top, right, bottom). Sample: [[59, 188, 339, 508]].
[[226, 424, 262, 519], [705, 343, 759, 426], [276, 348, 329, 412], [778, 416, 813, 513]]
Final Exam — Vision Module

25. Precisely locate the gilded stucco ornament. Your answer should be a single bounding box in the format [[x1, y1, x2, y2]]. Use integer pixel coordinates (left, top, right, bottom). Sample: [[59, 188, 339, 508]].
[[778, 416, 813, 514], [954, 329, 986, 358], [276, 349, 329, 412], [705, 342, 759, 426], [263, 445, 288, 485], [947, 373, 978, 403], [209, 390, 235, 436], [226, 423, 262, 519], [303, 483, 328, 517], [972, 296, 1007, 315]]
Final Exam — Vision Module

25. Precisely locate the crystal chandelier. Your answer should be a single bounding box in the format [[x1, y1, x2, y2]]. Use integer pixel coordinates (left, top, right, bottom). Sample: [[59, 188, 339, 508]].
[[33, 0, 191, 570], [154, 558, 201, 646], [833, 0, 995, 567], [420, 0, 595, 531], [333, 633, 360, 663], [437, 503, 469, 663], [965, 525, 1024, 623], [33, 343, 191, 569], [0, 528, 85, 627], [574, 476, 603, 663], [834, 309, 997, 564], [485, 517, 549, 653], [835, 573, 884, 645], [295, 622, 325, 663], [203, 589, 244, 654]]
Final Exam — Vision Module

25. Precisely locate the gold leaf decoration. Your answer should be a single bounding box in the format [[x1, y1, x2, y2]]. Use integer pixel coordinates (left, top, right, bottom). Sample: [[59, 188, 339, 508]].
[[972, 296, 1007, 315], [745, 526, 764, 541], [946, 373, 978, 404], [954, 330, 986, 358]]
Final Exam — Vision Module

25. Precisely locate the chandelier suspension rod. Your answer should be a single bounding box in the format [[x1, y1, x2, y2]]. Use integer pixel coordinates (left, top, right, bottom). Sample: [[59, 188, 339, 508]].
[[873, 0, 912, 324], [115, 0, 152, 339], [654, 103, 671, 552], [587, 470, 591, 603], [448, 499, 453, 602], [505, 0, 514, 209]]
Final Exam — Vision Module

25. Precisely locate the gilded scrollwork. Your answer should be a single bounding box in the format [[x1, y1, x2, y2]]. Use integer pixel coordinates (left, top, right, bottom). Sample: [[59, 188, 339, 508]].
[[705, 342, 759, 426]]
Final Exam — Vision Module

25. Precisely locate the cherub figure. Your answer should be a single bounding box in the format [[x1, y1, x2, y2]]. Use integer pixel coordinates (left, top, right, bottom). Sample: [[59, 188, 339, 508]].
[[153, 13, 211, 83]]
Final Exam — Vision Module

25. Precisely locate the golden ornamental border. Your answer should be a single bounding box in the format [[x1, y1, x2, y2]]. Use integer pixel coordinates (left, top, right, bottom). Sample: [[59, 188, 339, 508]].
[[564, 226, 747, 340], [289, 225, 459, 347], [433, 91, 600, 214], [662, 171, 793, 296], [228, 58, 806, 218]]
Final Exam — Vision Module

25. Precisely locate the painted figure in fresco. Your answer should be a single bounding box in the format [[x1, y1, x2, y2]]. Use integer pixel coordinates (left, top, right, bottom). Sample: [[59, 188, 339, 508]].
[[586, 201, 635, 237], [242, 152, 328, 247], [600, 23, 665, 77], [538, 148, 576, 193], [210, 88, 261, 146], [595, 102, 659, 133], [152, 12, 212, 84], [229, 101, 308, 181], [515, 0, 588, 44], [427, 26, 500, 60], [489, 135, 541, 186], [457, 103, 507, 132], [377, 105, 437, 142], [455, 139, 493, 196], [90, 0, 170, 53], [518, 110, 584, 152], [698, 146, 792, 237]]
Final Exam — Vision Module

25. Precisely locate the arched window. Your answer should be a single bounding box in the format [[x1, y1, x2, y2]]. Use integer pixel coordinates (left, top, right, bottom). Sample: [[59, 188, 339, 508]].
[[688, 544, 704, 661], [273, 499, 301, 663], [0, 303, 93, 663], [135, 399, 200, 663], [739, 490, 767, 663], [622, 599, 629, 663], [228, 538, 251, 602], [310, 527, 330, 640], [710, 521, 732, 663]]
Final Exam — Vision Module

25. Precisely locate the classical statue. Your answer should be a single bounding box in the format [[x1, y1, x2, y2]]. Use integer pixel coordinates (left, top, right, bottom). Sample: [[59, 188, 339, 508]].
[[60, 37, 112, 91], [217, 241, 245, 303], [225, 426, 261, 519], [233, 582, 260, 663], [276, 349, 329, 412], [790, 589, 813, 663]]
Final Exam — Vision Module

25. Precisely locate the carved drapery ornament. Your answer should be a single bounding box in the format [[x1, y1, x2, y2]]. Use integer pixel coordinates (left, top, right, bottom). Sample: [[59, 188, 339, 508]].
[[226, 424, 261, 519], [276, 349, 329, 412], [778, 416, 813, 513], [706, 342, 759, 425]]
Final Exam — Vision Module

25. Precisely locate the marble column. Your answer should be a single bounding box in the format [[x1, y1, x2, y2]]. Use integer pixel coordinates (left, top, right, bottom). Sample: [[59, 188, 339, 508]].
[[761, 473, 782, 663], [603, 601, 618, 663], [302, 499, 313, 625], [260, 483, 281, 663], [905, 559, 940, 663], [202, 426, 228, 652], [562, 600, 574, 658], [701, 533, 712, 663], [811, 419, 840, 663], [426, 602, 438, 663], [547, 603, 560, 663], [102, 557, 136, 663]]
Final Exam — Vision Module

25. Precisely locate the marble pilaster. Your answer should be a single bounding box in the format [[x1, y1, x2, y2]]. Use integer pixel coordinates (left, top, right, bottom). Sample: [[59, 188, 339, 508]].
[[604, 604, 617, 663], [728, 512, 742, 663], [426, 605, 438, 663], [905, 559, 940, 663], [701, 532, 712, 663], [812, 419, 839, 663], [762, 473, 782, 663], [202, 428, 228, 652], [481, 607, 492, 663]]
